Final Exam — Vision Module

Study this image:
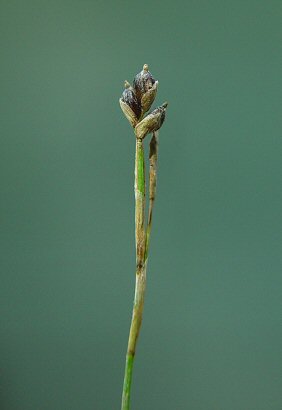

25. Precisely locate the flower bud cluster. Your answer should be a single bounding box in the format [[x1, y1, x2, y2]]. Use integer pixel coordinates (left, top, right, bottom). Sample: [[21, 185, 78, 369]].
[[119, 64, 167, 137]]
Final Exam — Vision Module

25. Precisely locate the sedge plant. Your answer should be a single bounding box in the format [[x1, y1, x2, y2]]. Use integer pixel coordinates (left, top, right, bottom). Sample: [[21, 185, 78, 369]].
[[119, 64, 168, 410]]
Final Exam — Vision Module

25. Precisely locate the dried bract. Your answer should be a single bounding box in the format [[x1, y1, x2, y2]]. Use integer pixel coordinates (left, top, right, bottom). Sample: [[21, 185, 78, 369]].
[[135, 102, 168, 140], [140, 81, 158, 115]]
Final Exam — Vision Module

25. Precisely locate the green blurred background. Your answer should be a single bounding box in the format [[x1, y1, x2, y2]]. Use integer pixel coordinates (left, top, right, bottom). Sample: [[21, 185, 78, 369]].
[[1, 1, 282, 409]]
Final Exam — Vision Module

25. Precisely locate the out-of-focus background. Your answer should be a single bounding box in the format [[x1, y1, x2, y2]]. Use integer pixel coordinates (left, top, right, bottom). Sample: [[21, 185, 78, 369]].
[[1, 1, 282, 409]]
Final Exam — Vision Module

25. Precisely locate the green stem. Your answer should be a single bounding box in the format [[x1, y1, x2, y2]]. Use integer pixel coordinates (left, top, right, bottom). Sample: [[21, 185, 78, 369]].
[[121, 264, 147, 410], [135, 138, 146, 268], [121, 353, 134, 409], [121, 138, 146, 410]]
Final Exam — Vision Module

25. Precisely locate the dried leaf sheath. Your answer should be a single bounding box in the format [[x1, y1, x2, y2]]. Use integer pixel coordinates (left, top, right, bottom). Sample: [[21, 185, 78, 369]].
[[145, 131, 158, 260]]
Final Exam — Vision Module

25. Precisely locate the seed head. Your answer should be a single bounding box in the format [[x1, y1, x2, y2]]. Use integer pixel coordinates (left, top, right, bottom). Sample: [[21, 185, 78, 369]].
[[121, 81, 141, 118], [119, 81, 141, 127], [133, 64, 158, 114]]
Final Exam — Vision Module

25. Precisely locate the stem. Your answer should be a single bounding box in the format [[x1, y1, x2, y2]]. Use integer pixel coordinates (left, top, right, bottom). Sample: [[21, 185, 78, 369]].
[[121, 138, 146, 410], [135, 138, 146, 268], [121, 264, 147, 410]]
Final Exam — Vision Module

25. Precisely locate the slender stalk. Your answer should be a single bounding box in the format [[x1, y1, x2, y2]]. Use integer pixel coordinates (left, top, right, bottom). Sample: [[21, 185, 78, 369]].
[[119, 64, 167, 410], [134, 138, 146, 269], [121, 138, 146, 410], [121, 264, 147, 410]]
